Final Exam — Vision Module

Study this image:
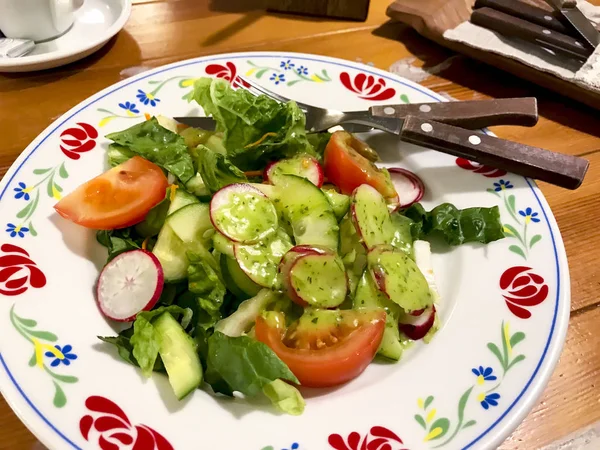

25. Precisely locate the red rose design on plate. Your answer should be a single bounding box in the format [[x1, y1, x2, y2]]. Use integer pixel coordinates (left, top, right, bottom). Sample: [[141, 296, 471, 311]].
[[0, 244, 46, 296], [60, 122, 98, 160], [205, 61, 249, 88], [340, 72, 396, 101], [80, 396, 174, 450], [500, 266, 549, 319], [456, 158, 507, 178], [329, 426, 407, 450]]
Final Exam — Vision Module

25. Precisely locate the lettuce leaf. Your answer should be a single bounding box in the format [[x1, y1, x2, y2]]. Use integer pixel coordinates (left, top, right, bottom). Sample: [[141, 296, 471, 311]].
[[404, 203, 504, 245], [195, 145, 247, 193], [99, 306, 192, 377], [263, 379, 305, 415], [106, 117, 195, 183], [206, 331, 299, 397], [96, 228, 144, 262], [191, 77, 315, 169]]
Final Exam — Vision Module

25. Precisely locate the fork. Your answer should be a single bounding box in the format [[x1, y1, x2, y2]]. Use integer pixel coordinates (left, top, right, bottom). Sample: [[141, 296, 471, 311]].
[[238, 76, 538, 133]]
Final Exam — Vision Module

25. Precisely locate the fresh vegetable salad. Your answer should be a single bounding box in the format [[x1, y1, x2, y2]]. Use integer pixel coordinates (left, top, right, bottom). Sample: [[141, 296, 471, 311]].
[[53, 77, 505, 415]]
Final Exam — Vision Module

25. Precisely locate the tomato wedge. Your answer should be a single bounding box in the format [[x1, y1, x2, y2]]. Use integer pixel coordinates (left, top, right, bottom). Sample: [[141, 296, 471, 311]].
[[324, 131, 397, 200], [54, 156, 168, 230], [255, 309, 386, 388]]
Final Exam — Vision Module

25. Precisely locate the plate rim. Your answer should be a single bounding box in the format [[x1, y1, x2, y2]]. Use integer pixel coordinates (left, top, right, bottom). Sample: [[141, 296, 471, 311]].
[[0, 51, 571, 450]]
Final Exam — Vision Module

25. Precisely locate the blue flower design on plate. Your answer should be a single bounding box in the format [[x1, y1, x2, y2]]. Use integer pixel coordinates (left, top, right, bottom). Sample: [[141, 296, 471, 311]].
[[296, 65, 308, 75], [45, 345, 78, 367], [280, 59, 295, 70], [493, 179, 513, 192], [479, 392, 500, 410], [118, 101, 140, 114], [270, 73, 286, 85], [518, 207, 540, 223], [472, 366, 497, 385], [6, 223, 29, 238], [282, 444, 299, 450], [136, 89, 160, 107], [13, 182, 30, 201]]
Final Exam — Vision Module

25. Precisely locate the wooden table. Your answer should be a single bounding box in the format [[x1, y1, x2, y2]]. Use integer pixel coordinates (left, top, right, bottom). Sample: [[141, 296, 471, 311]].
[[1, 0, 599, 448]]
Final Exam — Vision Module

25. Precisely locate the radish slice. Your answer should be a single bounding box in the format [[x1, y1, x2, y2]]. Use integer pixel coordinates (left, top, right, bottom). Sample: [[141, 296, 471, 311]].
[[264, 154, 324, 187], [278, 246, 333, 306], [398, 306, 436, 340], [388, 168, 425, 208], [413, 240, 441, 302], [96, 250, 164, 322], [351, 184, 395, 249], [288, 253, 347, 308], [210, 183, 278, 244]]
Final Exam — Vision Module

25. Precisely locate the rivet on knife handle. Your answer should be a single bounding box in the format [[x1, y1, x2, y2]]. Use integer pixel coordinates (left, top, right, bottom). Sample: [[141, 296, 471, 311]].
[[370, 98, 538, 129], [399, 115, 589, 190]]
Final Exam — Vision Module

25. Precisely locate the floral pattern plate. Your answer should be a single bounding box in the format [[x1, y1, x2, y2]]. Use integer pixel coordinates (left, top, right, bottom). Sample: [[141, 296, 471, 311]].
[[0, 52, 569, 450]]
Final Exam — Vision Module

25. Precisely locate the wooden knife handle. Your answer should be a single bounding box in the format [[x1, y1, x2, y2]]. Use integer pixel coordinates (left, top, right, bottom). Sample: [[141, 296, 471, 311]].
[[471, 7, 592, 59], [399, 115, 589, 190], [474, 0, 571, 35], [370, 97, 538, 129]]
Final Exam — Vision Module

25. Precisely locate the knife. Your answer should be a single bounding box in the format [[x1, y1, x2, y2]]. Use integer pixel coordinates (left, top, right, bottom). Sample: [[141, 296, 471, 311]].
[[399, 115, 589, 190], [471, 7, 592, 59], [544, 0, 600, 50], [175, 97, 539, 132], [474, 0, 571, 35], [173, 116, 373, 133]]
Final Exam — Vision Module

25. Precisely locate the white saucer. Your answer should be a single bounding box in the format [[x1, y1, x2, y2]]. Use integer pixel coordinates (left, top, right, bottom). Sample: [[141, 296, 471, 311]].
[[0, 0, 131, 72]]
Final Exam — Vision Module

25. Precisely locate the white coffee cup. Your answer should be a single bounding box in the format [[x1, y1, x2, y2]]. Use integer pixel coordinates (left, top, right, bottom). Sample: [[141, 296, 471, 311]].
[[0, 0, 83, 42]]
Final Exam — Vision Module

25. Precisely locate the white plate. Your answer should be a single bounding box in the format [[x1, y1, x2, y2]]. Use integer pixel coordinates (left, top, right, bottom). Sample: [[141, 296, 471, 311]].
[[0, 0, 131, 72], [0, 52, 569, 450]]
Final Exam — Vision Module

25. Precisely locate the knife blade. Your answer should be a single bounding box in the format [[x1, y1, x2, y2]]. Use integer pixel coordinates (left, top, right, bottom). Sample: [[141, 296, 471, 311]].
[[173, 116, 373, 133], [544, 0, 600, 49]]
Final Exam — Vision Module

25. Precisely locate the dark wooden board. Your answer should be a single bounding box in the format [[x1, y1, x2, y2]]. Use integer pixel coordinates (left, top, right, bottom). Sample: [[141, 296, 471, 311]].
[[268, 0, 370, 21]]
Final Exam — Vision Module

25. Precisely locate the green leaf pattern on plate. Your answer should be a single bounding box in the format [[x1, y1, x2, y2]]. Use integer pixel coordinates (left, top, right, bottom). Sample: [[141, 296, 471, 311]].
[[9, 304, 78, 408]]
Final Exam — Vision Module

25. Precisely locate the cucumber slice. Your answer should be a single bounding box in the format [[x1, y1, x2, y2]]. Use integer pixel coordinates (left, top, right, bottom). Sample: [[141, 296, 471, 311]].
[[152, 225, 189, 282], [220, 254, 250, 299], [274, 174, 339, 250], [368, 247, 433, 312], [351, 184, 395, 249], [265, 154, 324, 187], [153, 312, 203, 400], [225, 255, 262, 297], [390, 213, 414, 257], [166, 203, 213, 247], [354, 271, 403, 360], [185, 174, 211, 199], [322, 188, 351, 221], [234, 230, 293, 289], [288, 253, 347, 308], [167, 189, 199, 215], [213, 233, 235, 258]]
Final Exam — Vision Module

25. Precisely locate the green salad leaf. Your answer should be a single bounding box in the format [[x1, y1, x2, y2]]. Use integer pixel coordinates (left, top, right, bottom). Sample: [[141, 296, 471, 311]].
[[126, 306, 193, 378], [191, 77, 315, 169], [195, 145, 247, 193], [206, 331, 299, 397], [307, 132, 331, 157], [263, 379, 305, 416], [96, 228, 144, 262], [106, 117, 195, 183], [107, 144, 136, 167], [404, 202, 505, 245], [135, 192, 171, 238]]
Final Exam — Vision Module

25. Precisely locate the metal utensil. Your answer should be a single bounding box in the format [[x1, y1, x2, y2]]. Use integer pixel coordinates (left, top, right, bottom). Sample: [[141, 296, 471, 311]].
[[471, 7, 592, 59], [544, 0, 600, 50], [399, 115, 589, 189]]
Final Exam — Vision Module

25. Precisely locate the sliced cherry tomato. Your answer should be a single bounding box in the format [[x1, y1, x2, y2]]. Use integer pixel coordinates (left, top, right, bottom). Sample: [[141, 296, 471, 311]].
[[323, 131, 398, 200], [255, 308, 386, 388], [54, 156, 168, 230]]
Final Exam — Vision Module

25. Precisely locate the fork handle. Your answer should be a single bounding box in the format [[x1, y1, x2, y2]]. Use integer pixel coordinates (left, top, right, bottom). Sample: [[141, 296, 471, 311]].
[[399, 115, 589, 190], [370, 98, 539, 129]]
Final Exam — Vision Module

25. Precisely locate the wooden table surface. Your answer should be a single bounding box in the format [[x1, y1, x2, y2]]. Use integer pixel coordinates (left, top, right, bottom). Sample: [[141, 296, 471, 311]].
[[1, 0, 599, 448]]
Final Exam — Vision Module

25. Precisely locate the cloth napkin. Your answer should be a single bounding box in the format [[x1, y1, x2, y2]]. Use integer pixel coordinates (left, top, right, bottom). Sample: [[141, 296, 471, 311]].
[[443, 0, 600, 93]]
